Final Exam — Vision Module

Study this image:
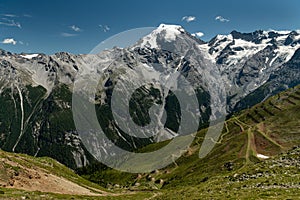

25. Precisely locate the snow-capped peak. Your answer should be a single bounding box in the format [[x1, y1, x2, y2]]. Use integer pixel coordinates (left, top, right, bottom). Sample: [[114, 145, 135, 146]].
[[216, 34, 233, 41], [155, 24, 184, 41], [156, 23, 184, 33], [139, 24, 185, 48]]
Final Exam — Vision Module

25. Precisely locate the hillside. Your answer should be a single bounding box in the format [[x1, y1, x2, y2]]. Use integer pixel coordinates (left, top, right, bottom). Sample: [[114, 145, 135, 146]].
[[0, 150, 155, 199], [76, 84, 300, 199]]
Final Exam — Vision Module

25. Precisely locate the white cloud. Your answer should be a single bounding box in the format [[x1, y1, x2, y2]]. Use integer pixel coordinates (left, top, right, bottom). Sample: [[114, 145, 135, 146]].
[[182, 16, 196, 23], [191, 32, 204, 38], [215, 16, 230, 22], [2, 14, 17, 17], [61, 32, 77, 37], [0, 18, 21, 28], [99, 24, 110, 32], [2, 38, 17, 45], [70, 25, 82, 32]]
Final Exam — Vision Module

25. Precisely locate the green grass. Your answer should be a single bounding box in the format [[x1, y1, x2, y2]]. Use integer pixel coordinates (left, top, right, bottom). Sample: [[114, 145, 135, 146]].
[[0, 187, 153, 200], [156, 146, 300, 199]]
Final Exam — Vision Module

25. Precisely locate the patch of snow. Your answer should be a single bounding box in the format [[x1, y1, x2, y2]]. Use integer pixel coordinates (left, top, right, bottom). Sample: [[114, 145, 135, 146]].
[[263, 30, 269, 35], [197, 44, 216, 63], [141, 34, 159, 49], [142, 63, 152, 69], [294, 34, 300, 41], [269, 53, 279, 67], [260, 65, 267, 73], [20, 54, 39, 59], [225, 39, 270, 66], [276, 35, 289, 43], [210, 34, 233, 59], [265, 57, 269, 63], [261, 38, 272, 44], [273, 43, 300, 63], [233, 39, 267, 50], [257, 154, 269, 159]]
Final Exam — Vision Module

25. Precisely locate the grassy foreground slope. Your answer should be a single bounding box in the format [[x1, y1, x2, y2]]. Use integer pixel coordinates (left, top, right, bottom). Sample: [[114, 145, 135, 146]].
[[78, 84, 300, 199], [0, 150, 155, 199]]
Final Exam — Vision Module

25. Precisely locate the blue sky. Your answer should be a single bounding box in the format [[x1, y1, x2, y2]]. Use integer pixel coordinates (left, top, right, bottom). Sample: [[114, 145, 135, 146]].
[[0, 0, 300, 54]]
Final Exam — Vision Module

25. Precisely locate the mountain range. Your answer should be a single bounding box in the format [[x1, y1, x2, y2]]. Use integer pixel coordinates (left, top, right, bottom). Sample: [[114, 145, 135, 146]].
[[0, 24, 299, 169]]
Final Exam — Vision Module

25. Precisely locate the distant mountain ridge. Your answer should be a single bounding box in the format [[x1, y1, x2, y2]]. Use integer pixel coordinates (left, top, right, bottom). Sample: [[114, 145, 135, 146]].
[[0, 24, 299, 169]]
